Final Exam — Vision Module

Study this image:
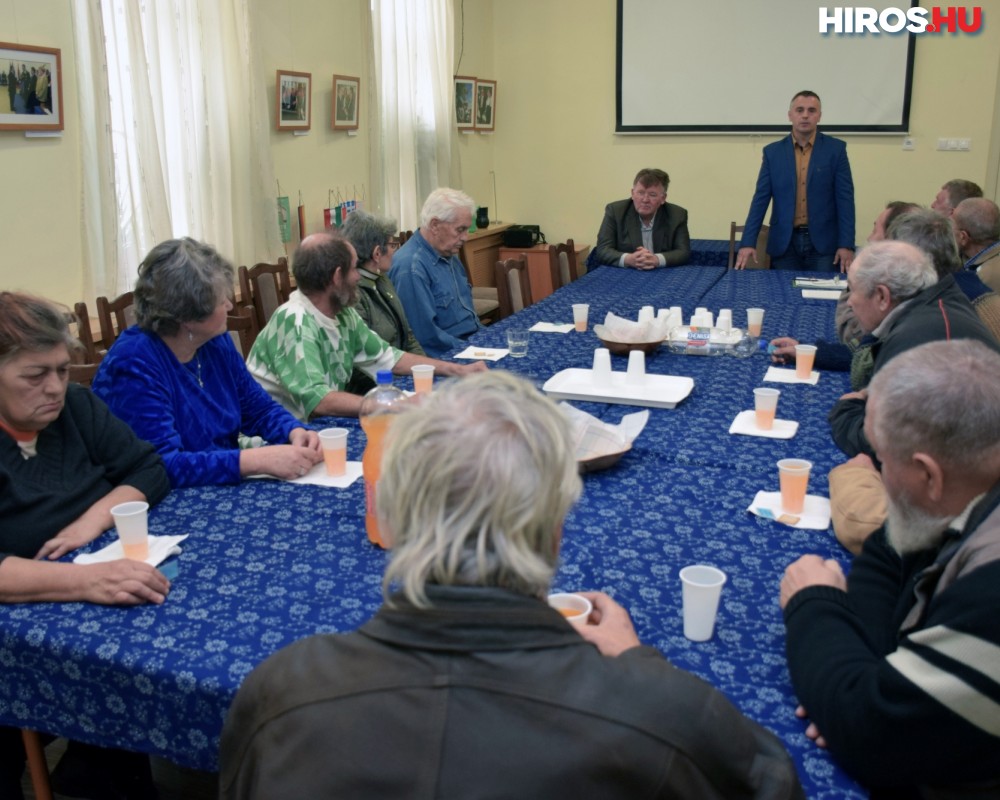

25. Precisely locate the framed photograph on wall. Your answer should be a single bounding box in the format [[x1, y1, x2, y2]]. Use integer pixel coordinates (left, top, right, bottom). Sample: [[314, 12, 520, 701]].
[[276, 70, 311, 131], [0, 42, 63, 132], [474, 79, 496, 132], [332, 74, 360, 131], [455, 76, 475, 130]]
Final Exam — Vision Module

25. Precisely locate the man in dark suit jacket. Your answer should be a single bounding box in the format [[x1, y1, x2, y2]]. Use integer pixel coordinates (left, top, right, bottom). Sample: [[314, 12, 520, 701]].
[[594, 168, 691, 268], [736, 91, 855, 272]]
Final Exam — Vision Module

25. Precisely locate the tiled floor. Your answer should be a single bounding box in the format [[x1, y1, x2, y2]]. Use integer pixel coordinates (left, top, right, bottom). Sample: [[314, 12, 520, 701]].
[[21, 738, 217, 800]]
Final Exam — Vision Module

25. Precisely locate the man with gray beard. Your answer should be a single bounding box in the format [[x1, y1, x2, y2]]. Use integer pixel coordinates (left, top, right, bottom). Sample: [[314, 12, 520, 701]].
[[780, 339, 1000, 799]]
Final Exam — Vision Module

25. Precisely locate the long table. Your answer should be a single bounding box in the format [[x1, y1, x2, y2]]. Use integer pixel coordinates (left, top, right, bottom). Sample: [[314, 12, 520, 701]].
[[0, 265, 864, 797]]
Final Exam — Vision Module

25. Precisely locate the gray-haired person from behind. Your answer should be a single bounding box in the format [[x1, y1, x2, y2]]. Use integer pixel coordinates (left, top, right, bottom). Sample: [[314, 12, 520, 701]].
[[220, 371, 804, 800]]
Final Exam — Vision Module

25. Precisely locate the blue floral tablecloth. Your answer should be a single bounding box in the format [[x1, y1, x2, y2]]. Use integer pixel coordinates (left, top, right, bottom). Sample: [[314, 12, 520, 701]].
[[0, 267, 864, 797]]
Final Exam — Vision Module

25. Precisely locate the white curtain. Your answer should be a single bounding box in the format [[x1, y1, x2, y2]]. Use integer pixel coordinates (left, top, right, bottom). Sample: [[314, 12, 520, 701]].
[[368, 0, 459, 230], [72, 0, 282, 298]]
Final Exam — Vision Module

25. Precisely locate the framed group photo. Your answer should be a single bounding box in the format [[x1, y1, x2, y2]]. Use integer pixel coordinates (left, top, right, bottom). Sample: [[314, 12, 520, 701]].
[[454, 76, 475, 130], [332, 74, 359, 131], [0, 42, 63, 132], [475, 79, 496, 132], [276, 69, 311, 131]]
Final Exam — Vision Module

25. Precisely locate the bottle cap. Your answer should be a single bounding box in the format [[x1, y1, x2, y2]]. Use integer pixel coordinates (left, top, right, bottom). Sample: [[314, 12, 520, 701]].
[[376, 369, 393, 384]]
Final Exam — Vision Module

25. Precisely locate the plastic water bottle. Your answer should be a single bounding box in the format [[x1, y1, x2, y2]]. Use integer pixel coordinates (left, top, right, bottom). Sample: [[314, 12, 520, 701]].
[[359, 370, 406, 547]]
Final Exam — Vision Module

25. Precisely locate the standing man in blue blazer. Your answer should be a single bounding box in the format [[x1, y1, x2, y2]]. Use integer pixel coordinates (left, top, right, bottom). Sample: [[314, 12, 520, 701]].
[[735, 91, 855, 272]]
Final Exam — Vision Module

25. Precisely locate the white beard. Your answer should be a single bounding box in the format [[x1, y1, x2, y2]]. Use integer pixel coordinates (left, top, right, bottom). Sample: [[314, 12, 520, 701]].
[[885, 491, 955, 555]]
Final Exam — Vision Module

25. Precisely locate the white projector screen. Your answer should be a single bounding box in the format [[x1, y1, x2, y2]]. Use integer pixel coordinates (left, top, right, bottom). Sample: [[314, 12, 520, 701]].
[[616, 0, 915, 133]]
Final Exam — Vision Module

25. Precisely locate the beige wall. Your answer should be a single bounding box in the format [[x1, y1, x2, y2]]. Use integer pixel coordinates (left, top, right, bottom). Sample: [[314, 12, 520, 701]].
[[2, 0, 997, 306]]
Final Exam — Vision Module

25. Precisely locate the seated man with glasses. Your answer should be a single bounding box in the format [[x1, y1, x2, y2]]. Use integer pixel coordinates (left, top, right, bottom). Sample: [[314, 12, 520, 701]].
[[593, 168, 691, 269]]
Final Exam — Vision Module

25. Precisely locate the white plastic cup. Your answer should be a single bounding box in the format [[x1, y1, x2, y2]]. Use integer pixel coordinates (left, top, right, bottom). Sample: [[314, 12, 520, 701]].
[[319, 427, 349, 476], [657, 308, 670, 321], [592, 347, 612, 386], [572, 303, 590, 332], [680, 565, 727, 641], [638, 305, 655, 323], [548, 593, 593, 628], [746, 308, 765, 337], [411, 364, 435, 394], [506, 328, 530, 358], [668, 308, 683, 328], [794, 344, 817, 380], [625, 349, 646, 384], [111, 501, 150, 562], [717, 309, 733, 331], [753, 388, 780, 431]]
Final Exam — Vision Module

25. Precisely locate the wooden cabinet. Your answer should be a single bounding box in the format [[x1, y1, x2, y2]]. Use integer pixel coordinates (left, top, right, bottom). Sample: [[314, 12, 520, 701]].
[[459, 223, 513, 288]]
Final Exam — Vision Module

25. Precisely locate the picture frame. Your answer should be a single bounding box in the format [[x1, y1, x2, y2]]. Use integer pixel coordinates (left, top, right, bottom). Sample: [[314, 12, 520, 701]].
[[454, 75, 476, 130], [474, 79, 496, 132], [0, 42, 63, 132], [275, 70, 311, 131], [332, 74, 360, 131]]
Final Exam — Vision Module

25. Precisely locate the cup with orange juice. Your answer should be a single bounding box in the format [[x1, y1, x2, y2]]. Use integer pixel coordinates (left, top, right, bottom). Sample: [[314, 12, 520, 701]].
[[777, 459, 812, 514], [411, 364, 435, 395], [746, 307, 765, 337], [547, 593, 592, 627], [111, 501, 150, 561], [794, 344, 817, 380], [753, 388, 780, 430], [319, 428, 348, 477]]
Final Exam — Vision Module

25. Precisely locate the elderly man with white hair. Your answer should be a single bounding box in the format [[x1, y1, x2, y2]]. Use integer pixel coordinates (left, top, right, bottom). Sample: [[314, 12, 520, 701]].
[[781, 339, 1000, 797], [220, 371, 805, 800], [389, 187, 484, 357], [827, 240, 996, 458]]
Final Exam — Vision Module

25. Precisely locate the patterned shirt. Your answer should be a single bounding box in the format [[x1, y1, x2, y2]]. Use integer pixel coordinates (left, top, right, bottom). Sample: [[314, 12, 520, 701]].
[[247, 291, 401, 420]]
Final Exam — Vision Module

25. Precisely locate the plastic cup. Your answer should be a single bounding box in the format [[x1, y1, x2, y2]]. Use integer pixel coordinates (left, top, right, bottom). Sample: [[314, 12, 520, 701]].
[[795, 344, 817, 380], [679, 565, 727, 641], [625, 349, 645, 384], [319, 427, 348, 476], [753, 388, 780, 430], [111, 501, 149, 561], [777, 459, 812, 514], [638, 305, 655, 323], [547, 593, 593, 628], [506, 328, 530, 358], [592, 347, 612, 386], [717, 309, 733, 331], [411, 364, 435, 394], [572, 304, 589, 332], [746, 308, 765, 337]]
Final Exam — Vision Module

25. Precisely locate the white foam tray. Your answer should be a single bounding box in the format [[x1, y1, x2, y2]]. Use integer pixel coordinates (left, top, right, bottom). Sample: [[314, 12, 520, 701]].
[[542, 369, 694, 409]]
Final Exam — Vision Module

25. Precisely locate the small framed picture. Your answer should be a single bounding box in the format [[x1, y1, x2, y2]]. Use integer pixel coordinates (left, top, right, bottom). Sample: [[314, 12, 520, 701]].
[[474, 79, 496, 132], [455, 76, 475, 130], [0, 42, 63, 132], [332, 74, 360, 131], [276, 70, 311, 131]]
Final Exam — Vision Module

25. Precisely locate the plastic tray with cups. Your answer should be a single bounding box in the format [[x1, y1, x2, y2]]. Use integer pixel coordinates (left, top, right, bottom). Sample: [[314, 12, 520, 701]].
[[594, 308, 757, 358]]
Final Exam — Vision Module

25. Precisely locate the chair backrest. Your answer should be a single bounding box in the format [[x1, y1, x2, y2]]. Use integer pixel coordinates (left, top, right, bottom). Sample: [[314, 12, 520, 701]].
[[227, 303, 259, 359], [548, 239, 579, 288], [398, 230, 413, 244], [728, 222, 771, 269], [494, 256, 532, 319], [72, 301, 101, 364], [95, 291, 136, 349], [239, 258, 291, 330]]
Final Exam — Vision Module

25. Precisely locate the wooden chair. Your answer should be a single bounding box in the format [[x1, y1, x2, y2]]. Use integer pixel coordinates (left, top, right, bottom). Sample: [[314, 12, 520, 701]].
[[68, 301, 102, 386], [728, 222, 771, 269], [494, 256, 533, 319], [95, 291, 136, 349], [238, 258, 292, 331], [547, 239, 579, 289], [226, 303, 258, 359], [21, 729, 54, 800], [397, 230, 413, 245]]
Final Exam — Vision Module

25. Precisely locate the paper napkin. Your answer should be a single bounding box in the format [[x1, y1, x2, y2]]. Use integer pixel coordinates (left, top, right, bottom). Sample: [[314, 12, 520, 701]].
[[74, 534, 190, 568], [748, 491, 831, 529], [530, 322, 575, 333], [453, 346, 508, 361], [764, 366, 820, 385], [729, 410, 798, 439], [287, 461, 363, 487]]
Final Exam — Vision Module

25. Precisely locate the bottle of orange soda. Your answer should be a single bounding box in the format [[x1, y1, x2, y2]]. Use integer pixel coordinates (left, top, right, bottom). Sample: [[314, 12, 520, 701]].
[[359, 370, 406, 547]]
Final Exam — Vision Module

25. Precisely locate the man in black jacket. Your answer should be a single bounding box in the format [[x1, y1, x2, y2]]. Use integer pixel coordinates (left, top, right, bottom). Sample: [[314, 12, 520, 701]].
[[220, 371, 803, 800], [782, 340, 1000, 798]]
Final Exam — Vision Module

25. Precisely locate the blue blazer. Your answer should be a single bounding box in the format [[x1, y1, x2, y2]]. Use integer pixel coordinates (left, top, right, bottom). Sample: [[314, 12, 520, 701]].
[[739, 132, 855, 257]]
